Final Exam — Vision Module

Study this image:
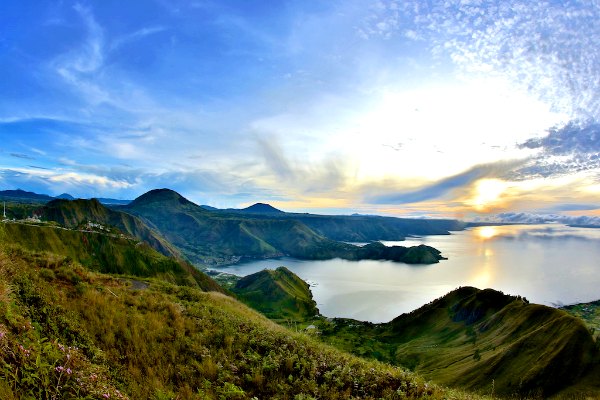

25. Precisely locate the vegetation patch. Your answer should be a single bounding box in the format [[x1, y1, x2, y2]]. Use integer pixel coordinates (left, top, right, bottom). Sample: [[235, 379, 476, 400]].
[[0, 242, 481, 399]]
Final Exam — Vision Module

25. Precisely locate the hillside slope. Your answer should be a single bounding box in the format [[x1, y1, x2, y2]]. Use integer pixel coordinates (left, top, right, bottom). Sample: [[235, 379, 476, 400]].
[[42, 198, 179, 258], [233, 267, 319, 321], [0, 221, 222, 292], [317, 287, 599, 397], [0, 241, 478, 399]]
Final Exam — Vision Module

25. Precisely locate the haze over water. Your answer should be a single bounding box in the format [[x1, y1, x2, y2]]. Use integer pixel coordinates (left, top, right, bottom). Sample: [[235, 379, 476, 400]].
[[213, 224, 600, 323]]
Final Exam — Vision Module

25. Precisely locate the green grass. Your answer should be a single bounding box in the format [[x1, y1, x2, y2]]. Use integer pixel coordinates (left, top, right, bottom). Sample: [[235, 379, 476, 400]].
[[0, 221, 223, 292], [561, 300, 600, 340], [0, 241, 485, 399], [42, 198, 180, 258], [232, 267, 319, 322], [314, 287, 599, 398]]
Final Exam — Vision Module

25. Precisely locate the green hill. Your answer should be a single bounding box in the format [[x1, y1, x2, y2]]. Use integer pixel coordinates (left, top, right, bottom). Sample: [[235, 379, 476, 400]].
[[42, 198, 179, 258], [0, 221, 222, 292], [122, 189, 445, 266], [0, 235, 479, 399], [316, 287, 599, 397], [233, 267, 319, 321]]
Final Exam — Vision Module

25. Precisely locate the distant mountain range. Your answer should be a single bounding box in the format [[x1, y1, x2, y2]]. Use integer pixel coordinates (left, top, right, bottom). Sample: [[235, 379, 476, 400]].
[[202, 200, 465, 242], [202, 202, 285, 214], [2, 188, 448, 266], [0, 189, 131, 205], [119, 189, 446, 266]]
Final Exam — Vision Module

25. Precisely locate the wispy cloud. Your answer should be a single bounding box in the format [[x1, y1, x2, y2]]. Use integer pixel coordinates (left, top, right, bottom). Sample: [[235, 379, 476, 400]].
[[10, 153, 35, 160], [51, 3, 108, 104], [367, 161, 523, 205], [254, 134, 351, 197], [110, 26, 167, 51]]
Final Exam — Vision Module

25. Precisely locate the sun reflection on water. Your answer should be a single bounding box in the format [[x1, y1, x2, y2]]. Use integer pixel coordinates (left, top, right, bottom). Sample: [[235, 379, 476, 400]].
[[476, 226, 498, 239]]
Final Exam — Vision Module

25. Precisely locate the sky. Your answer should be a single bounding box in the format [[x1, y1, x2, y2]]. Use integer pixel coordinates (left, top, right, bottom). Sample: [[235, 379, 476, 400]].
[[1, 0, 600, 222]]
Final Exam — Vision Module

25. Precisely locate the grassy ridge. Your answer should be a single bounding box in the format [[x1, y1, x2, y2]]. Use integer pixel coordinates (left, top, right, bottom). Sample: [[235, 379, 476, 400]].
[[1, 222, 222, 292], [42, 198, 180, 258], [316, 287, 599, 397], [0, 241, 483, 399], [232, 267, 319, 321]]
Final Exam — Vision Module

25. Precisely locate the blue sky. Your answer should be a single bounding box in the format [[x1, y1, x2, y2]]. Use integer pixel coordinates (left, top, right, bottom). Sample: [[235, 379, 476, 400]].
[[1, 1, 600, 220]]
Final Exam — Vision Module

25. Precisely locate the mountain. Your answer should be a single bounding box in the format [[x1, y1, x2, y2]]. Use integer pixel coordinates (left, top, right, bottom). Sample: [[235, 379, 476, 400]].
[[232, 267, 319, 321], [42, 198, 179, 258], [123, 189, 445, 266], [316, 287, 599, 397], [240, 202, 284, 214], [123, 189, 346, 264], [0, 189, 131, 206], [198, 204, 464, 242], [290, 214, 465, 242], [94, 197, 131, 205], [0, 189, 54, 203]]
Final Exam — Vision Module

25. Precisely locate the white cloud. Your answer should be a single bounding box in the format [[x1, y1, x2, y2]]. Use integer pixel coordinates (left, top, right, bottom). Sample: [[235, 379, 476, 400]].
[[110, 26, 167, 51]]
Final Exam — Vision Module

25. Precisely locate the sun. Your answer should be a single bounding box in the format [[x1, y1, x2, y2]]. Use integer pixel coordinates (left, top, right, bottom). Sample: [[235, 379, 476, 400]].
[[470, 179, 508, 211], [476, 226, 498, 240]]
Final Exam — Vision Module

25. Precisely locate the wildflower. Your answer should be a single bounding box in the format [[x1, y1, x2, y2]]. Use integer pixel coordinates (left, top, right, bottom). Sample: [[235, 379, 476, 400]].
[[66, 368, 72, 375], [102, 394, 110, 399], [56, 366, 65, 373]]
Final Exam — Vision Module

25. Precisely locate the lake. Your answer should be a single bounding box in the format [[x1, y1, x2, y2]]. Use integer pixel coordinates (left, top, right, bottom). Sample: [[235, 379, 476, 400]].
[[211, 224, 600, 323]]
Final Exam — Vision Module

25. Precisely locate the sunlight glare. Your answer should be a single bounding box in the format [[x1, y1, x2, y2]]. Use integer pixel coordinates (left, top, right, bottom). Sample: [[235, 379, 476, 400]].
[[470, 179, 508, 211], [476, 226, 498, 240]]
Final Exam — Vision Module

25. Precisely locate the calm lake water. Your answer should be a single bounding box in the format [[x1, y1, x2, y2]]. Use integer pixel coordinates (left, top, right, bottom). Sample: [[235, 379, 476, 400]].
[[211, 224, 600, 323]]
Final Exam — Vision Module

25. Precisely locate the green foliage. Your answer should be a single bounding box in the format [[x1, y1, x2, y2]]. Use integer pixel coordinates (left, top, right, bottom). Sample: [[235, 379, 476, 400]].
[[42, 198, 180, 258], [1, 222, 224, 292], [0, 245, 480, 400], [232, 267, 319, 321], [316, 287, 599, 398], [561, 300, 600, 341]]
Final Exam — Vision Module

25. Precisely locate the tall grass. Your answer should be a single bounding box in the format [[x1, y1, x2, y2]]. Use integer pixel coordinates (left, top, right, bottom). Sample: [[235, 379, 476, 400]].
[[0, 242, 484, 399]]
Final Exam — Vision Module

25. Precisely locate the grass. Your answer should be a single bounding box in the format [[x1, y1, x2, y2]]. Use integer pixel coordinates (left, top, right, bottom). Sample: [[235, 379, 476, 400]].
[[232, 267, 319, 322], [313, 287, 599, 398], [561, 300, 600, 341], [0, 240, 487, 399], [0, 221, 223, 292]]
